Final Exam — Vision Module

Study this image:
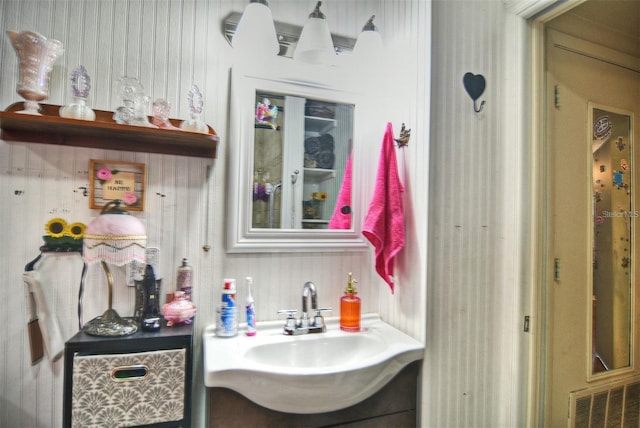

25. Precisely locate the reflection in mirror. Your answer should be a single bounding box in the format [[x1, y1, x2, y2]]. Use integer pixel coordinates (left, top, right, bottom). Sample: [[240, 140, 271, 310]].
[[226, 67, 367, 252], [252, 92, 353, 230], [591, 103, 633, 375]]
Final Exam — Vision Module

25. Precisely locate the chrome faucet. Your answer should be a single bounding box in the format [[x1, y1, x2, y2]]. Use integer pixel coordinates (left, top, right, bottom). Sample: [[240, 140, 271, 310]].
[[278, 281, 331, 335], [301, 281, 317, 328]]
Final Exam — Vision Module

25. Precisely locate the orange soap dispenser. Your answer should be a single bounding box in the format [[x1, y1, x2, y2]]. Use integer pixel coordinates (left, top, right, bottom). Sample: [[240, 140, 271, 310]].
[[340, 272, 361, 332]]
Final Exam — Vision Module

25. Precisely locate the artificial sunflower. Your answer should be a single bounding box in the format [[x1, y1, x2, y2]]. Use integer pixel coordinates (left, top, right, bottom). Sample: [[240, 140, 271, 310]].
[[67, 222, 87, 239], [311, 192, 327, 201], [45, 218, 68, 238]]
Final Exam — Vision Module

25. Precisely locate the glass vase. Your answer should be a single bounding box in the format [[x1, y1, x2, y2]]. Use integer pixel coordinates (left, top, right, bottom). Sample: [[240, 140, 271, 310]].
[[7, 30, 64, 115]]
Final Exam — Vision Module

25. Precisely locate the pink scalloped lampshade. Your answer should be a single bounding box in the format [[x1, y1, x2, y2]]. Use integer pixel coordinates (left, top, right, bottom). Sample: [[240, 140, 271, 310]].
[[83, 201, 146, 266]]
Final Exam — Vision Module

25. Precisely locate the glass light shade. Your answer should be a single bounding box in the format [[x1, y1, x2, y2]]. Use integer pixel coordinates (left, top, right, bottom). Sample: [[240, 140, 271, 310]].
[[294, 17, 335, 65], [353, 15, 383, 63], [232, 1, 279, 57], [353, 30, 383, 60]]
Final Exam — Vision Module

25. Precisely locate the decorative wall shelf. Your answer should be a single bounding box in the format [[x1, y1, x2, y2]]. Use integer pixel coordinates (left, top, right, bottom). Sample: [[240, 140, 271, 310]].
[[0, 102, 219, 158]]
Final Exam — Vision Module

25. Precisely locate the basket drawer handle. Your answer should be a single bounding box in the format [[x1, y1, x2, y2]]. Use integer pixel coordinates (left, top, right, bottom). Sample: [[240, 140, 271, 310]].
[[111, 365, 149, 382]]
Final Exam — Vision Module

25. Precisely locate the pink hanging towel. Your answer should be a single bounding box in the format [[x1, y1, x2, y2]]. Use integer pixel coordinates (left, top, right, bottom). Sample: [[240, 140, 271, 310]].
[[328, 154, 353, 229], [362, 122, 405, 293]]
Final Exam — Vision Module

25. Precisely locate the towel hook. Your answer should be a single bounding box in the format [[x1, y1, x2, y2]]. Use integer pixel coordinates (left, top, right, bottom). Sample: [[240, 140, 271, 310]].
[[394, 123, 411, 148], [463, 72, 486, 113]]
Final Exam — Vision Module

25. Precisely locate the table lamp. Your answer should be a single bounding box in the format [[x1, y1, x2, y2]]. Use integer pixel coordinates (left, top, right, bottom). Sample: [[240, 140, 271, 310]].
[[82, 200, 146, 336]]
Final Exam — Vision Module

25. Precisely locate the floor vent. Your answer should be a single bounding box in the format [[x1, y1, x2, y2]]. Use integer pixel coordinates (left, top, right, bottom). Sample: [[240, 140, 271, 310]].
[[569, 376, 640, 427]]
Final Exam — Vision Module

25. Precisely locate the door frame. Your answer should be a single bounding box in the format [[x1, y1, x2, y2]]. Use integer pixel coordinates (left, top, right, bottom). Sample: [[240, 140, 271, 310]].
[[502, 0, 590, 426], [529, 5, 584, 426], [522, 0, 640, 426]]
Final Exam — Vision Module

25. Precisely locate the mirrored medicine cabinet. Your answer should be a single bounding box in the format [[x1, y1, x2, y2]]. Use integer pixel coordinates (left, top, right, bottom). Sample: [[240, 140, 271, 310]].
[[226, 65, 368, 252]]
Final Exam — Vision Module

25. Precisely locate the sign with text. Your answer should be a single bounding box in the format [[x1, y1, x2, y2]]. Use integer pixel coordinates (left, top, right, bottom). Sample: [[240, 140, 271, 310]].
[[89, 159, 146, 211]]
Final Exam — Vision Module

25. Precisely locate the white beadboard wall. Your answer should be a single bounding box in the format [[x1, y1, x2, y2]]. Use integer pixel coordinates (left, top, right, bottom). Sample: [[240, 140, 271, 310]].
[[0, 0, 530, 427], [0, 1, 431, 427], [427, 1, 527, 427]]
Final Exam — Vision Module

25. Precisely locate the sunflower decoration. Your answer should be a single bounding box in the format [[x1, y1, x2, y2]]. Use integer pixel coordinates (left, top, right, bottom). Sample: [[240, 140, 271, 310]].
[[43, 218, 86, 251], [67, 222, 87, 239], [45, 218, 68, 238], [311, 192, 327, 201]]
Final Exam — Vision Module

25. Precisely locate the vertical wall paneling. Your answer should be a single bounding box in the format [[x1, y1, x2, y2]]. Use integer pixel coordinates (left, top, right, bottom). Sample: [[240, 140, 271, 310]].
[[428, 0, 527, 427]]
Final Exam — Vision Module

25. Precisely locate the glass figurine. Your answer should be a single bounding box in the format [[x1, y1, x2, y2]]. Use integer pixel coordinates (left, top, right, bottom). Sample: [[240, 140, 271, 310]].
[[59, 65, 96, 121], [180, 84, 209, 134], [113, 77, 141, 124], [113, 77, 156, 127], [128, 91, 157, 128], [151, 98, 180, 130]]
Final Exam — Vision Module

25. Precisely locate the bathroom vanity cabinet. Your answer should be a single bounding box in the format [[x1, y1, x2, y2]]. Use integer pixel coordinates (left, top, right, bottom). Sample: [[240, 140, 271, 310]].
[[207, 360, 421, 427], [62, 321, 193, 428]]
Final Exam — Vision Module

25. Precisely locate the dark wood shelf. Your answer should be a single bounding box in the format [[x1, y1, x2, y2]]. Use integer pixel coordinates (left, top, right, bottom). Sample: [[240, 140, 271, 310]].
[[0, 102, 219, 158]]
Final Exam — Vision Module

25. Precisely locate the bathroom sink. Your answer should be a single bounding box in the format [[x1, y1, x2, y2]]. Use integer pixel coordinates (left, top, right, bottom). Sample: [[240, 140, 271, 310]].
[[244, 333, 386, 369], [203, 313, 424, 414]]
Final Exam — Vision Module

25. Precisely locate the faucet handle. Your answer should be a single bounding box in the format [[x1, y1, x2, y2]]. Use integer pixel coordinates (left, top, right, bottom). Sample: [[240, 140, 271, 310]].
[[277, 309, 297, 317], [277, 309, 297, 332], [313, 307, 332, 331]]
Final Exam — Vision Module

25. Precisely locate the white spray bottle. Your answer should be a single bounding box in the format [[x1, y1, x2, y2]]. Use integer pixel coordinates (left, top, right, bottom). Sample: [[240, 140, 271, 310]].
[[245, 276, 257, 336]]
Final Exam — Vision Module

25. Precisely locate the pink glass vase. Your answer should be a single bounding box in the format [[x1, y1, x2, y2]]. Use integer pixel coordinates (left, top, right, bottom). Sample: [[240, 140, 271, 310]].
[[7, 30, 64, 115]]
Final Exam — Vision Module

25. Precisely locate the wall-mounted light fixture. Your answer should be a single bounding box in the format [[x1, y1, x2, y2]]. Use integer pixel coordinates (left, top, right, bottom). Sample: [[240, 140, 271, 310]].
[[232, 0, 280, 57], [222, 9, 358, 60], [293, 2, 335, 65], [353, 15, 383, 60]]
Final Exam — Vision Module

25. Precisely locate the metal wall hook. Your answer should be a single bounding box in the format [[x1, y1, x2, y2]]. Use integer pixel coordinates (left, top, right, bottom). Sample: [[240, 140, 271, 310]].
[[463, 72, 486, 113], [394, 123, 411, 147], [473, 100, 486, 113]]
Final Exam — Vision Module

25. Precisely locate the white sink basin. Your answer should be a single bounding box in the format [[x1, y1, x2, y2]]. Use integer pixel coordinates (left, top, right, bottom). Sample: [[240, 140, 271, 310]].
[[203, 313, 424, 414]]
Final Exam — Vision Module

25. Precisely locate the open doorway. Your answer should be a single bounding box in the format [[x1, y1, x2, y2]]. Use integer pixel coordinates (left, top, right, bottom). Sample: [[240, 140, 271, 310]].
[[534, 1, 640, 426]]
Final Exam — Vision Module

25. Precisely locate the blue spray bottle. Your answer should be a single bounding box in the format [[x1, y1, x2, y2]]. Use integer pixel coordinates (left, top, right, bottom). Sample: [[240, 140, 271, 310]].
[[245, 277, 257, 336]]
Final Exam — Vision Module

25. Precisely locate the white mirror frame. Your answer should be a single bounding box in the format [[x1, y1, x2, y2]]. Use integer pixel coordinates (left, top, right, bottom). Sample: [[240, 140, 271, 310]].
[[226, 63, 368, 253]]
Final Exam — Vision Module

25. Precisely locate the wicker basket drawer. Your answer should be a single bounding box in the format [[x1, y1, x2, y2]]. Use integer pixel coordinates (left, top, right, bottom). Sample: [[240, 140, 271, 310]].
[[71, 349, 186, 428]]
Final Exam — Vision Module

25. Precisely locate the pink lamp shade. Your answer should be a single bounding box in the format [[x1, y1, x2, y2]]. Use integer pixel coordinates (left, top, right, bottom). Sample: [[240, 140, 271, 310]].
[[83, 201, 146, 266]]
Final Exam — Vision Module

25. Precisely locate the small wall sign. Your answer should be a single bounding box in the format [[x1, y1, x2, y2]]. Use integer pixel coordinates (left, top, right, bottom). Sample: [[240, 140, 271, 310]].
[[89, 159, 146, 211]]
